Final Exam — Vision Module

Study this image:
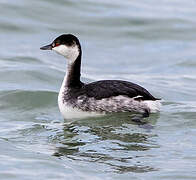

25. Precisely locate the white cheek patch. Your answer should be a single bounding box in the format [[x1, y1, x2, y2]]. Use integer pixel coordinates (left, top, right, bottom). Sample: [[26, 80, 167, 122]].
[[52, 44, 79, 63]]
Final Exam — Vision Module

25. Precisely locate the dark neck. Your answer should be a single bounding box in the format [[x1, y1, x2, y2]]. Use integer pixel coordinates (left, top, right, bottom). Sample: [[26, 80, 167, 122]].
[[65, 51, 82, 88]]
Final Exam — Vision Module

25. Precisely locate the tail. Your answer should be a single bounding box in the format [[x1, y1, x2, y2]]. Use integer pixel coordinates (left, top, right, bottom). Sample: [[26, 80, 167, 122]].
[[144, 100, 161, 113]]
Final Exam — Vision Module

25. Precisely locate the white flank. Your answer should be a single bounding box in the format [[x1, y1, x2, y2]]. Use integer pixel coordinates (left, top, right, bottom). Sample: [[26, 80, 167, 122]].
[[133, 95, 143, 99], [53, 44, 79, 63], [58, 104, 103, 119], [58, 77, 103, 120], [143, 100, 161, 113]]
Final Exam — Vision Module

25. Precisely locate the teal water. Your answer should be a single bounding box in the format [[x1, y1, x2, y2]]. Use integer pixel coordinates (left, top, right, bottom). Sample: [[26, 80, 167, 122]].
[[0, 0, 196, 179]]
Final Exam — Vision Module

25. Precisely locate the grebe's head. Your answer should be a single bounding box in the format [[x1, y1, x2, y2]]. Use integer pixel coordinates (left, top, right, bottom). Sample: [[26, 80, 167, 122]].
[[40, 34, 81, 62]]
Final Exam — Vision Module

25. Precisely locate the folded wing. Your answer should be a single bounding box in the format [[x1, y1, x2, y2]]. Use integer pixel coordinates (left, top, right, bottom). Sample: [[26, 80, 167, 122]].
[[84, 80, 160, 101]]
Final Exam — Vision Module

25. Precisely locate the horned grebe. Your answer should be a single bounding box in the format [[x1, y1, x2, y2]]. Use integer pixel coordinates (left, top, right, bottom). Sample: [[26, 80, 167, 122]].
[[40, 34, 161, 119]]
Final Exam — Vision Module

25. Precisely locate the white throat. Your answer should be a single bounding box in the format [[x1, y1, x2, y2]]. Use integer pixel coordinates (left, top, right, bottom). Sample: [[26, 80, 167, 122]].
[[53, 44, 79, 63]]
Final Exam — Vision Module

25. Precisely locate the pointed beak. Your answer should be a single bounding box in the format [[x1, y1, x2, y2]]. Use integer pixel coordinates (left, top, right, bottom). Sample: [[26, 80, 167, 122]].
[[40, 44, 52, 50]]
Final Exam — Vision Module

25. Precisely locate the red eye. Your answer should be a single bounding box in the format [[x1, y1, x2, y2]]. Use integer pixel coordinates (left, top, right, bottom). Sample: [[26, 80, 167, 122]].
[[55, 42, 60, 47]]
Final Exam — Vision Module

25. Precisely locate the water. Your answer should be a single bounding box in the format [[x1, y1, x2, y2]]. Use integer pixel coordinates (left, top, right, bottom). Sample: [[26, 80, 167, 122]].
[[0, 0, 196, 179]]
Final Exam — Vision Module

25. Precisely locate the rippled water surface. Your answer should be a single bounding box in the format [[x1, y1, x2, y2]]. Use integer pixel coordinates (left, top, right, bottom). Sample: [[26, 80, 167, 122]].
[[1, 0, 196, 179]]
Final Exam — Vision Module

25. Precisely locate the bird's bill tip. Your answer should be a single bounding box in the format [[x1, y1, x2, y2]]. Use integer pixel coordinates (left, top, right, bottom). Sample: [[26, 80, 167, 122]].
[[40, 44, 52, 50]]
